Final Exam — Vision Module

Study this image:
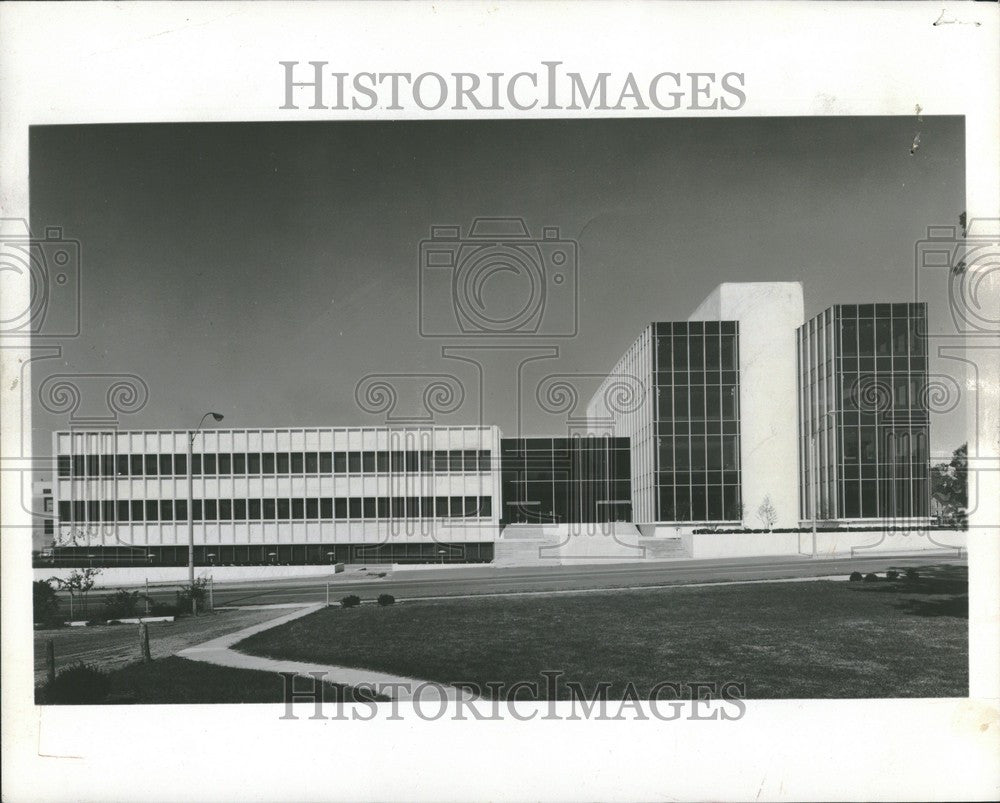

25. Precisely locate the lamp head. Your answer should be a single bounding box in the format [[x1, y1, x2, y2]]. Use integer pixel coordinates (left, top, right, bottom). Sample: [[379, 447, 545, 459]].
[[210, 412, 224, 422]]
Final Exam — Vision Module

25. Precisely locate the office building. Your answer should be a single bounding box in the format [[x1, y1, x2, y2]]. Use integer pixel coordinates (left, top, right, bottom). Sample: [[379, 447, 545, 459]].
[[797, 302, 930, 522]]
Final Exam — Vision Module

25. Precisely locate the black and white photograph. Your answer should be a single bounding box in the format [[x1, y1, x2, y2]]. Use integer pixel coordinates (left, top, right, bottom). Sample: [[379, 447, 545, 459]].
[[2, 3, 998, 802]]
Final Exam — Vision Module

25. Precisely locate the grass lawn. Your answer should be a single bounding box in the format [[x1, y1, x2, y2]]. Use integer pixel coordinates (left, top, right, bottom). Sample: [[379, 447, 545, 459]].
[[235, 565, 968, 699], [36, 655, 381, 705]]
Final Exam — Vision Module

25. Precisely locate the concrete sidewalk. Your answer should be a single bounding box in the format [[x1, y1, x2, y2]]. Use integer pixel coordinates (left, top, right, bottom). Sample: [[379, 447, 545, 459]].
[[178, 603, 469, 702]]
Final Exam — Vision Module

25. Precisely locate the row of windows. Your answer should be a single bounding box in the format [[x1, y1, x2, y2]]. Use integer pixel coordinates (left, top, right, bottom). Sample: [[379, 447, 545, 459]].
[[658, 434, 741, 473], [658, 485, 742, 522], [655, 334, 739, 372], [58, 495, 493, 523], [837, 303, 924, 319], [42, 543, 495, 568], [58, 449, 493, 479], [839, 317, 926, 358], [656, 386, 739, 421]]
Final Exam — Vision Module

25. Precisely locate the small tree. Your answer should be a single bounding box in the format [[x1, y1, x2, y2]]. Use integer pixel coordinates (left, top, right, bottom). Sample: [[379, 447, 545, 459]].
[[50, 568, 101, 617], [756, 496, 778, 531], [176, 578, 210, 614]]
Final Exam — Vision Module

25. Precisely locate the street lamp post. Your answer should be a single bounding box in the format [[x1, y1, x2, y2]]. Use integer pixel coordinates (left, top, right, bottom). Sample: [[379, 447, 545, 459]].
[[188, 412, 224, 614]]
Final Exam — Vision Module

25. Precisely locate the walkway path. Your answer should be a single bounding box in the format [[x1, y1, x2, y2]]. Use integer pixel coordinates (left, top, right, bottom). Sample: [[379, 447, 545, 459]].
[[178, 603, 469, 702]]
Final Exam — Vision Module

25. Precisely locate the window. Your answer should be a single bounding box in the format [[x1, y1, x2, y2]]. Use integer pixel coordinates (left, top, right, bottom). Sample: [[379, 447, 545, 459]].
[[263, 453, 276, 474], [263, 499, 276, 519], [334, 498, 347, 519], [249, 500, 261, 520], [174, 454, 187, 475], [87, 455, 100, 477], [405, 451, 418, 472], [191, 454, 202, 476], [58, 455, 71, 477], [363, 497, 376, 518], [204, 499, 218, 520], [218, 454, 232, 475], [277, 453, 290, 473], [145, 455, 158, 476], [349, 498, 362, 518], [131, 500, 144, 521], [334, 452, 347, 473], [306, 498, 319, 518], [319, 453, 332, 473], [291, 453, 304, 474], [320, 498, 333, 518], [175, 499, 187, 520], [193, 500, 203, 520], [479, 496, 492, 517], [291, 498, 304, 519], [449, 451, 463, 472], [233, 453, 246, 474], [376, 452, 389, 472], [101, 455, 115, 476], [234, 499, 247, 519], [436, 496, 449, 517], [117, 500, 129, 522], [219, 499, 232, 520], [116, 455, 129, 476], [145, 500, 159, 522], [277, 499, 290, 519], [248, 453, 261, 474], [348, 452, 361, 473], [159, 454, 173, 475], [305, 453, 319, 473], [450, 497, 463, 517], [478, 450, 492, 472], [362, 452, 376, 473], [434, 451, 449, 472], [203, 453, 217, 475]]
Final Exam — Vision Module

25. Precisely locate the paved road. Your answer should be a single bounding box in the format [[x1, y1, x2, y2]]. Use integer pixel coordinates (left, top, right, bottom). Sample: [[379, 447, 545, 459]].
[[130, 552, 965, 608]]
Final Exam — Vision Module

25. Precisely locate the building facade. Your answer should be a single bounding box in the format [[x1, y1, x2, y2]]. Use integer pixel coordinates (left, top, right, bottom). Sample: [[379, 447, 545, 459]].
[[797, 302, 930, 523], [51, 426, 501, 565], [588, 282, 804, 529], [44, 285, 932, 566], [499, 436, 632, 525]]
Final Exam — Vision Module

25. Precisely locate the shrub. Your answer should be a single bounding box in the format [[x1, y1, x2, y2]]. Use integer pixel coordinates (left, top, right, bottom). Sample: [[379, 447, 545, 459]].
[[886, 570, 900, 581], [377, 594, 395, 606], [849, 571, 863, 582], [863, 572, 879, 583], [340, 594, 361, 608], [41, 663, 110, 704], [33, 580, 61, 626], [103, 589, 143, 620], [176, 578, 210, 613], [905, 567, 920, 582]]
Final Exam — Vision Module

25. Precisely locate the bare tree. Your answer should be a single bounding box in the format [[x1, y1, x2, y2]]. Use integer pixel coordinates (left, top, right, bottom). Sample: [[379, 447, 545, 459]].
[[756, 496, 777, 531], [50, 567, 102, 616]]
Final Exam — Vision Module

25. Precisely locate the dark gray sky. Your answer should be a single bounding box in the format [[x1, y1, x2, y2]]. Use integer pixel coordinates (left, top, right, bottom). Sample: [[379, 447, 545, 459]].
[[30, 117, 965, 457]]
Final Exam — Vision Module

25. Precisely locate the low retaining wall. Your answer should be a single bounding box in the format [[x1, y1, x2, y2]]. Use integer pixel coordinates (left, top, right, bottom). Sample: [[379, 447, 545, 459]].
[[685, 529, 967, 560], [34, 563, 345, 588]]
